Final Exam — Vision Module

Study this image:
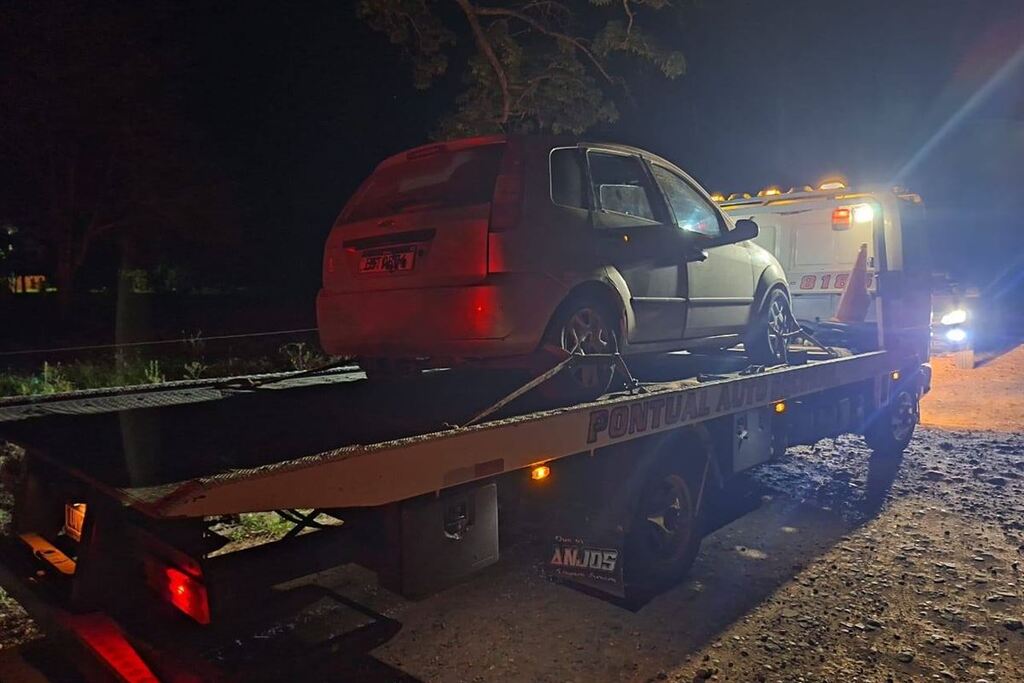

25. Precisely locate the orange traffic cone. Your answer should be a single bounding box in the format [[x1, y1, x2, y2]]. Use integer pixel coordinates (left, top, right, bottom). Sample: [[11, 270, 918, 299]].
[[832, 243, 871, 323]]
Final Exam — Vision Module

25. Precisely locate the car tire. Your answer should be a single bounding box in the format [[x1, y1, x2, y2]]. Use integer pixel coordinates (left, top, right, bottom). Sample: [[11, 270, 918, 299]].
[[538, 296, 619, 403], [864, 387, 919, 458], [624, 439, 709, 597], [746, 287, 793, 365]]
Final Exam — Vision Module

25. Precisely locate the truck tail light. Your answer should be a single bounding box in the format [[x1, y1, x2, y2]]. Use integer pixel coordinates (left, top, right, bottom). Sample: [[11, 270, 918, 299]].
[[144, 558, 211, 625], [832, 207, 851, 230], [489, 144, 524, 233], [64, 613, 160, 683]]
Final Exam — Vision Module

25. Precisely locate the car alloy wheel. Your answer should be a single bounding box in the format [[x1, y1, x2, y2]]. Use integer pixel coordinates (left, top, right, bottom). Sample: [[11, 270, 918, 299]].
[[766, 296, 792, 362]]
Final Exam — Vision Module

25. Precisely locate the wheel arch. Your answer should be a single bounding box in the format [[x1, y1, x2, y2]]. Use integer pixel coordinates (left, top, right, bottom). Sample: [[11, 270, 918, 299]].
[[539, 276, 631, 350], [750, 264, 790, 321]]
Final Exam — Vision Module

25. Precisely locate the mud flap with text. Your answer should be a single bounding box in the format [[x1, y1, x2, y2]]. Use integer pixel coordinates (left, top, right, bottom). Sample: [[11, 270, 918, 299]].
[[548, 523, 626, 598]]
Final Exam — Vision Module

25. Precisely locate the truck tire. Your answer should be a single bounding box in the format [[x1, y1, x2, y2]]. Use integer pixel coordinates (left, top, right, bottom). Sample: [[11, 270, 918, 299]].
[[624, 434, 710, 595], [864, 388, 919, 458], [538, 296, 618, 403], [746, 287, 793, 365]]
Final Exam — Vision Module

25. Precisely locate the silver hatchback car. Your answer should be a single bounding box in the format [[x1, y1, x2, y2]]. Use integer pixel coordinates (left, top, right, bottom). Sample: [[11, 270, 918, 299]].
[[318, 135, 791, 394]]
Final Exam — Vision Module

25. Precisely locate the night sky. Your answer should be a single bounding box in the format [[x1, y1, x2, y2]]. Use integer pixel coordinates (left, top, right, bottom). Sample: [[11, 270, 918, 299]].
[[62, 1, 1024, 296]]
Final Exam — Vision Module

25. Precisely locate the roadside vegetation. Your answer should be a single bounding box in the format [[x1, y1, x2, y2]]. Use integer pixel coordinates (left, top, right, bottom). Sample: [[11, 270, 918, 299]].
[[0, 341, 336, 398]]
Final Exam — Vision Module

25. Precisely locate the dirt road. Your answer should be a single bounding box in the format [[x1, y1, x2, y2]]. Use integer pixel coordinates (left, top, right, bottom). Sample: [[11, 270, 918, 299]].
[[360, 350, 1024, 682]]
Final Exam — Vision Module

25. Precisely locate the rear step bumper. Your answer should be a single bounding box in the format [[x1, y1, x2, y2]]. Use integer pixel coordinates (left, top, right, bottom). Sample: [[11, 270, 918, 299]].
[[316, 276, 561, 359]]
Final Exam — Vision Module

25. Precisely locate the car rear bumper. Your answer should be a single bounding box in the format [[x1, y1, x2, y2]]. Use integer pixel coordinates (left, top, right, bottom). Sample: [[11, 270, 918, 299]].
[[316, 276, 563, 360]]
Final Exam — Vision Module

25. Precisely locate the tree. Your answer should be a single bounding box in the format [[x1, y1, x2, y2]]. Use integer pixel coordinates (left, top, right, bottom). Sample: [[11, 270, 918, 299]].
[[357, 0, 685, 137], [0, 1, 235, 312]]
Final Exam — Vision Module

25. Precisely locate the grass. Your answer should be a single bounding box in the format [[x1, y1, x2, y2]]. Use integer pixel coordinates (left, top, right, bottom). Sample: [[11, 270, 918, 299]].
[[0, 343, 336, 398]]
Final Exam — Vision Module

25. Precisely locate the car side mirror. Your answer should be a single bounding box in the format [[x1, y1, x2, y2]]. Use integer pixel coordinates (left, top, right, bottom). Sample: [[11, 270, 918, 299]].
[[709, 218, 758, 247]]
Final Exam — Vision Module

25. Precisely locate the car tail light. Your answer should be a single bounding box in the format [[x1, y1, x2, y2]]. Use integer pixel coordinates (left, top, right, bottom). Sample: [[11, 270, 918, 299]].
[[831, 207, 851, 230], [489, 144, 524, 232], [144, 557, 211, 625]]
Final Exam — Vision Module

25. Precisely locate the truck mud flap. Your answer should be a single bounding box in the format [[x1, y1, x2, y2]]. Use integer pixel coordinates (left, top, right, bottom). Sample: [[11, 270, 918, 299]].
[[548, 531, 626, 598]]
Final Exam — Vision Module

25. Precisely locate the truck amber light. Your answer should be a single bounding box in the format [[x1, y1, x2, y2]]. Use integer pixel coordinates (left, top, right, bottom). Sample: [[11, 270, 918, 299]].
[[64, 503, 86, 542], [145, 559, 210, 625], [531, 465, 551, 481], [773, 401, 787, 414], [891, 370, 901, 381]]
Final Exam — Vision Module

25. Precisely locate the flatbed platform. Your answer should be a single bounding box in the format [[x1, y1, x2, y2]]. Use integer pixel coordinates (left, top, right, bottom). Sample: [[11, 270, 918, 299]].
[[1, 348, 902, 518]]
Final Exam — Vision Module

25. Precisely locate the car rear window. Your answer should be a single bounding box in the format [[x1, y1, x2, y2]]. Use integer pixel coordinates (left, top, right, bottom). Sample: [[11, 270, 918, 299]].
[[342, 143, 506, 223]]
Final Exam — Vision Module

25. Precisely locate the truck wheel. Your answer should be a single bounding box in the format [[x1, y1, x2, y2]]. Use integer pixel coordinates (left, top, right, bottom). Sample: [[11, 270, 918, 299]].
[[746, 287, 792, 365], [864, 388, 919, 458], [539, 297, 618, 403], [625, 444, 708, 594]]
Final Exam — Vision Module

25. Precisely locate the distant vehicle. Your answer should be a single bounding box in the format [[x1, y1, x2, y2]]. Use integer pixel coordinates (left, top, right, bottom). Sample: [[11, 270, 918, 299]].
[[317, 135, 790, 395]]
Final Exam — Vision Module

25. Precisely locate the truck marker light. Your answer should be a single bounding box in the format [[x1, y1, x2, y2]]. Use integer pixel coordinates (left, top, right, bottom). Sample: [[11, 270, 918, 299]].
[[852, 204, 874, 223], [773, 401, 787, 414], [890, 370, 901, 381], [710, 193, 725, 203], [531, 465, 551, 481]]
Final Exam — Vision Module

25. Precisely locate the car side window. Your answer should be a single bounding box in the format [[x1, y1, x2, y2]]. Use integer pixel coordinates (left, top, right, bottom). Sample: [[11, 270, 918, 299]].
[[587, 151, 658, 222], [549, 147, 588, 209], [650, 165, 722, 239]]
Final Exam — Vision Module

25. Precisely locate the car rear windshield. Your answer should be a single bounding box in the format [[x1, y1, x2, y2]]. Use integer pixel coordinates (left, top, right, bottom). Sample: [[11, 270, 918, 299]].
[[342, 143, 506, 223]]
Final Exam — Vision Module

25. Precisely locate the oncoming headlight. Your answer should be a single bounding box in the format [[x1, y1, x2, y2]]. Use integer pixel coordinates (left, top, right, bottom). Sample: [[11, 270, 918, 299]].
[[939, 309, 967, 326], [945, 328, 967, 343]]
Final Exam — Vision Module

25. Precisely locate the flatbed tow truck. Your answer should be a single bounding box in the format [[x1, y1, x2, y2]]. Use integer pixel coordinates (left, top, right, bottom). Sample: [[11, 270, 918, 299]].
[[0, 189, 932, 682]]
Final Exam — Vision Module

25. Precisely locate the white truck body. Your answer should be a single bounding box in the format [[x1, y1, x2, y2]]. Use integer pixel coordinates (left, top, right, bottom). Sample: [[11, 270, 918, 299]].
[[720, 184, 924, 324]]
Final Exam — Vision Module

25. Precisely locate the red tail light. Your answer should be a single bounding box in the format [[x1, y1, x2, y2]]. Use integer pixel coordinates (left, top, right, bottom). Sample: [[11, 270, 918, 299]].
[[145, 558, 211, 625], [489, 144, 524, 232], [64, 613, 160, 683], [832, 207, 851, 230]]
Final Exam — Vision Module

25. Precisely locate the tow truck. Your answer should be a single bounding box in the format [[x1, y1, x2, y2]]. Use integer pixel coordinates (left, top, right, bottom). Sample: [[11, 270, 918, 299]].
[[0, 186, 932, 682]]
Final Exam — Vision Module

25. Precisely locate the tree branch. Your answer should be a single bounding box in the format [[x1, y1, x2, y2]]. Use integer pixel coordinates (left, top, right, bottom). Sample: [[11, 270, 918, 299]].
[[454, 0, 511, 125], [474, 6, 615, 84]]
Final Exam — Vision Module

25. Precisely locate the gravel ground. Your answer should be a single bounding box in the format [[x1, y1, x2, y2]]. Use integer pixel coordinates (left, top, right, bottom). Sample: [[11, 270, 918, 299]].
[[1, 347, 1022, 682]]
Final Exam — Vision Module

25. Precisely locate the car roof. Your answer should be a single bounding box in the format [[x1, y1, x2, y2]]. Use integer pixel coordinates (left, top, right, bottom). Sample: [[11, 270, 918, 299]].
[[375, 135, 684, 174]]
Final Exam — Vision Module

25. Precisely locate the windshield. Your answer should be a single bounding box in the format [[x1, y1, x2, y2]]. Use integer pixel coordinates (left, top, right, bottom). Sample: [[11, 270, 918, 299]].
[[342, 143, 506, 222]]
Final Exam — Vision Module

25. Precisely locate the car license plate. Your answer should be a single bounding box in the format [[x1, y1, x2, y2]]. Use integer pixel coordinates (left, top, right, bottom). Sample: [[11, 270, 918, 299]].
[[359, 248, 416, 273]]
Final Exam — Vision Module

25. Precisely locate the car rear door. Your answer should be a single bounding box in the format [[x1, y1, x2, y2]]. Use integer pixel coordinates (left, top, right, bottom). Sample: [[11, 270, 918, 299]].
[[583, 147, 687, 344], [648, 164, 755, 339]]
